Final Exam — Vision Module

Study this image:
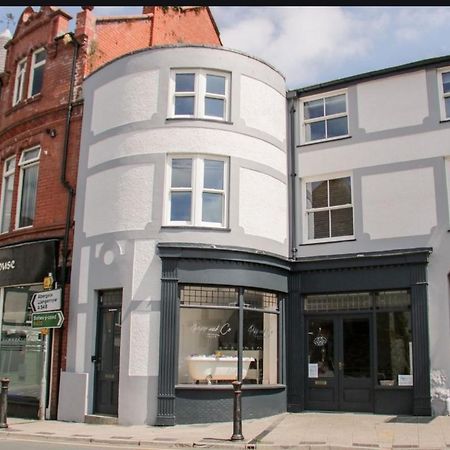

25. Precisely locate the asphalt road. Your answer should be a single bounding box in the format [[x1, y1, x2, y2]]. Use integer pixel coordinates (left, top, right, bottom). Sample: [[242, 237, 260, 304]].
[[0, 437, 165, 450]]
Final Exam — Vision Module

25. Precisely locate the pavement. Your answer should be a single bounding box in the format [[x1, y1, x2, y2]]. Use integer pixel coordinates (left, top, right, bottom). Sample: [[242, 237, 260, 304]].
[[1, 412, 450, 450]]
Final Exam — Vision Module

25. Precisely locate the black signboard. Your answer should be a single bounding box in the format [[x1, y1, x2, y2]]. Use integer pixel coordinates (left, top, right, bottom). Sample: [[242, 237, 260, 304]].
[[0, 240, 57, 286]]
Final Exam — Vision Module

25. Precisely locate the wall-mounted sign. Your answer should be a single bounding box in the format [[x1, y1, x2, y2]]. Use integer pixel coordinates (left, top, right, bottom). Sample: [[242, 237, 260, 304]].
[[31, 289, 62, 313], [308, 363, 318, 378], [32, 311, 64, 329], [398, 374, 413, 386]]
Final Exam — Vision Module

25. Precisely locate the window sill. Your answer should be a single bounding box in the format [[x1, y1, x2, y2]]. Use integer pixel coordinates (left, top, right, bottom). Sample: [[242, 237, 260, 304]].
[[166, 117, 233, 125], [298, 134, 352, 147], [300, 236, 356, 246], [6, 93, 42, 116], [439, 118, 450, 123], [161, 225, 231, 232], [176, 383, 286, 390]]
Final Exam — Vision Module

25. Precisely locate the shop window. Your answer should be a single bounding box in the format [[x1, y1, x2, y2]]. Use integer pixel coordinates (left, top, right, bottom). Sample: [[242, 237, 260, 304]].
[[0, 157, 15, 233], [304, 175, 354, 242], [169, 69, 230, 120], [28, 48, 46, 97], [0, 285, 43, 399], [300, 90, 349, 144], [166, 155, 228, 227], [178, 285, 280, 385], [16, 147, 40, 229], [13, 58, 27, 106]]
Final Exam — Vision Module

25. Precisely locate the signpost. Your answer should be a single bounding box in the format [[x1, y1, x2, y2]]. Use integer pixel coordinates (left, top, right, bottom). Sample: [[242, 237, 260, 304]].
[[31, 311, 64, 329], [31, 289, 61, 313]]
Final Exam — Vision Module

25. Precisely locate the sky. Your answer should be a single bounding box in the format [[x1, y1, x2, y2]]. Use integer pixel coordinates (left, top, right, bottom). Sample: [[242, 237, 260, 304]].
[[1, 6, 450, 89]]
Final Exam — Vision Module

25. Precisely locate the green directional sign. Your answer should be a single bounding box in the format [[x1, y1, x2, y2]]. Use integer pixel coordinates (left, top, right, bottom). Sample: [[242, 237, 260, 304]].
[[32, 311, 64, 329]]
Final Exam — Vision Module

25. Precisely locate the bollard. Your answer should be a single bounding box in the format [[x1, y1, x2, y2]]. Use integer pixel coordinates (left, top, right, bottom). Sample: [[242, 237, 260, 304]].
[[231, 380, 244, 441], [0, 378, 9, 429]]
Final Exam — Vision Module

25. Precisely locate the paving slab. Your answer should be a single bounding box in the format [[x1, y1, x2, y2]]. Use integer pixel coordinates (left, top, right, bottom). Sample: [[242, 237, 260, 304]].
[[0, 412, 450, 449]]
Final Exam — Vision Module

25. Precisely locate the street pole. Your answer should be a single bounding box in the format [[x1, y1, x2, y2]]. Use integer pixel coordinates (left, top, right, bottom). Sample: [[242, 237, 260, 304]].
[[231, 380, 244, 441], [38, 332, 50, 420], [0, 378, 9, 428]]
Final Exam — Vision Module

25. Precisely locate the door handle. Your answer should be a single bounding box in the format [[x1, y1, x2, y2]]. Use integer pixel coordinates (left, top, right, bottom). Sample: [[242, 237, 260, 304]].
[[338, 361, 344, 370]]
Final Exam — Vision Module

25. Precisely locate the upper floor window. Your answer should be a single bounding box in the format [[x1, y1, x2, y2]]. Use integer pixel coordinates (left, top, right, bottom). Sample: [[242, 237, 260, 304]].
[[170, 69, 230, 120], [300, 91, 349, 144], [166, 155, 228, 227], [16, 147, 40, 229], [28, 48, 46, 97], [304, 175, 353, 242], [0, 157, 16, 234], [438, 67, 450, 121], [13, 58, 27, 106]]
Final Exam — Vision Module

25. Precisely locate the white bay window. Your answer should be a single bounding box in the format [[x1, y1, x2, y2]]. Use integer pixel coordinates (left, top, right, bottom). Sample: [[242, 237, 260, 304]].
[[0, 157, 15, 233], [167, 155, 228, 227], [170, 69, 230, 120], [438, 67, 450, 121]]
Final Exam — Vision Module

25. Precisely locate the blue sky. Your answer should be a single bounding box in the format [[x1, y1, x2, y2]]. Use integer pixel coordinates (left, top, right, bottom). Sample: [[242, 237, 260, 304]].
[[2, 6, 450, 89]]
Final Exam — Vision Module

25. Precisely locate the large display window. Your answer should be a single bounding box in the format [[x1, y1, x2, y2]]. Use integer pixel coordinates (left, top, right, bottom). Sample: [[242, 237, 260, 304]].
[[178, 285, 280, 385], [0, 285, 43, 398]]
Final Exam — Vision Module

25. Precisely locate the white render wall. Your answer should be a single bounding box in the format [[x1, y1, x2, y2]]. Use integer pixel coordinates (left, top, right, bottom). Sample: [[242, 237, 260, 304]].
[[60, 45, 288, 425], [294, 65, 450, 415]]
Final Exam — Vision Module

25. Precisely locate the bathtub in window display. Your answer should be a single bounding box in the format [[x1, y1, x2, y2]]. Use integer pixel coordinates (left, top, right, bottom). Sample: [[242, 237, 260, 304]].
[[186, 354, 255, 384]]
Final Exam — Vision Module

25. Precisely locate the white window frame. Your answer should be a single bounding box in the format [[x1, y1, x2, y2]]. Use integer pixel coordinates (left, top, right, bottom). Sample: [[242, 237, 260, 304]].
[[13, 57, 27, 106], [299, 89, 349, 145], [169, 69, 230, 121], [28, 47, 46, 98], [15, 146, 41, 230], [302, 172, 354, 244], [0, 156, 16, 234], [165, 154, 229, 228], [438, 66, 450, 122]]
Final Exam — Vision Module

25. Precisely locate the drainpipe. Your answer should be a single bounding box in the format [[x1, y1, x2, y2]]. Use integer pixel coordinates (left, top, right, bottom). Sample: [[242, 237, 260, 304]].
[[287, 96, 298, 260], [55, 31, 80, 410]]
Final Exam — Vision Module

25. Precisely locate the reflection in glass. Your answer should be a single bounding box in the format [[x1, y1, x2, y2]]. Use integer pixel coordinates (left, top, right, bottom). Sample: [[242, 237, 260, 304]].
[[171, 159, 192, 188], [343, 318, 370, 378], [327, 116, 348, 138], [1, 171, 14, 233], [19, 164, 39, 228], [308, 319, 334, 378], [329, 177, 351, 206], [202, 192, 223, 223], [308, 210, 329, 239], [0, 286, 43, 399], [304, 98, 324, 119], [170, 192, 191, 221], [175, 73, 195, 92], [377, 311, 412, 386], [442, 72, 450, 93], [206, 75, 225, 95], [175, 96, 195, 115], [204, 160, 224, 190], [308, 180, 327, 208], [205, 97, 224, 118], [330, 207, 353, 237], [178, 308, 238, 384], [445, 97, 450, 118], [325, 94, 346, 115], [306, 120, 325, 141]]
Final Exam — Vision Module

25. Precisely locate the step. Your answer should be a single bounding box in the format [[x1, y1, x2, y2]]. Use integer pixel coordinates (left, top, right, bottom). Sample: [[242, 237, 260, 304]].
[[84, 414, 118, 425]]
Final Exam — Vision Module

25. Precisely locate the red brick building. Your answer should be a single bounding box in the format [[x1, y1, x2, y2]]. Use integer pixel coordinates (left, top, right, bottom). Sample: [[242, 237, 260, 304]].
[[0, 5, 220, 419]]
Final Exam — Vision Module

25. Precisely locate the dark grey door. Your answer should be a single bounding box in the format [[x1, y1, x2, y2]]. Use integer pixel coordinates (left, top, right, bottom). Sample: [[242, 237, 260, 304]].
[[94, 290, 122, 415], [306, 315, 372, 412]]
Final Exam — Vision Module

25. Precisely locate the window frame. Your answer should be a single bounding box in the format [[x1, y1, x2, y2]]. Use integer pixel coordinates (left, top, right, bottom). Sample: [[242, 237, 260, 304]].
[[28, 47, 46, 98], [302, 172, 355, 244], [165, 154, 229, 228], [0, 156, 16, 234], [178, 284, 281, 386], [438, 66, 450, 122], [169, 69, 231, 121], [299, 89, 349, 145], [15, 146, 41, 230], [13, 57, 27, 106]]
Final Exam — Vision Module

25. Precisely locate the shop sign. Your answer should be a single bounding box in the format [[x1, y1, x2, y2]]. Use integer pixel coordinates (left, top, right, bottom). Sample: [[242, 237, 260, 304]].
[[0, 240, 57, 286], [32, 311, 64, 329], [31, 289, 62, 313]]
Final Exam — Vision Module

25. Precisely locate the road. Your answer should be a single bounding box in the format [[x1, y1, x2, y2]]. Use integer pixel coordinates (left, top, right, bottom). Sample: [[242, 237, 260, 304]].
[[0, 437, 165, 450]]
